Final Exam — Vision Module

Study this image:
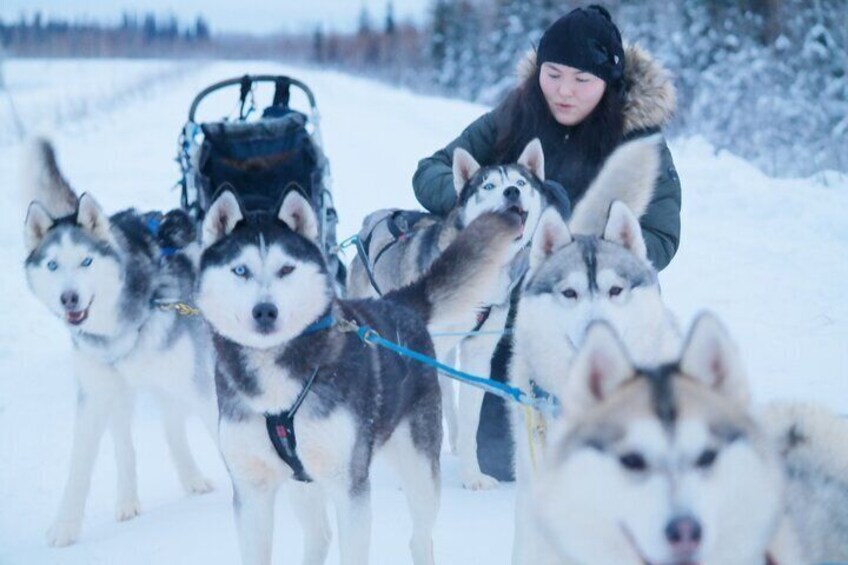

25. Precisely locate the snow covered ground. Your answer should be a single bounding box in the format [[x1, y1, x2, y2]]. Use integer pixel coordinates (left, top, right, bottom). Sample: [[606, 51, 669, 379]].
[[0, 59, 845, 564]]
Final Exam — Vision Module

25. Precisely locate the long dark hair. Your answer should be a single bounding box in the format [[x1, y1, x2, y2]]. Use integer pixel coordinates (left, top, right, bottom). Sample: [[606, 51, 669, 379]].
[[492, 67, 626, 199]]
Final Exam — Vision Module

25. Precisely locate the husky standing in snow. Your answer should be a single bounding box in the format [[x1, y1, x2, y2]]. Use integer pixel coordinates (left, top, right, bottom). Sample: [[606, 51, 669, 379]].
[[22, 139, 217, 547], [509, 136, 683, 563], [347, 139, 547, 490], [196, 188, 523, 565]]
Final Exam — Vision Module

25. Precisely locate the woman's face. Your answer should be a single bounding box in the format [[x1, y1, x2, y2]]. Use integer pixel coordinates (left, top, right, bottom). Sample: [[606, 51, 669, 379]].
[[539, 62, 607, 126]]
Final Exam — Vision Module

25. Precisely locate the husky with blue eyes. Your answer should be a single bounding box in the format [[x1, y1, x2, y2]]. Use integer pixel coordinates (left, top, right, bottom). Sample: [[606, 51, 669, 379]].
[[22, 139, 217, 547], [196, 187, 523, 565]]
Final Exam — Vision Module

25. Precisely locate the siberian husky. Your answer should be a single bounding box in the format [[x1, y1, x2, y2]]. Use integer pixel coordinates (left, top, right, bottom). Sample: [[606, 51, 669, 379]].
[[533, 317, 792, 564], [196, 188, 523, 565], [22, 139, 217, 547], [509, 135, 683, 563], [347, 140, 546, 490], [531, 316, 848, 564]]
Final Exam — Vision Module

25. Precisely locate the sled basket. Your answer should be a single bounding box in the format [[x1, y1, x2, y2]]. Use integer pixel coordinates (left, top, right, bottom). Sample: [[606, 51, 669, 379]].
[[198, 113, 321, 213], [176, 75, 344, 288]]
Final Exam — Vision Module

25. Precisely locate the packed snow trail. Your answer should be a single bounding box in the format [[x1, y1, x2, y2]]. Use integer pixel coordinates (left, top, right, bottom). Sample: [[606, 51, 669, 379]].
[[0, 59, 845, 564]]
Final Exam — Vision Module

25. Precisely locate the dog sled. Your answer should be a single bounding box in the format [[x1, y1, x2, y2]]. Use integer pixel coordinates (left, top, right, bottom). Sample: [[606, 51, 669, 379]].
[[175, 74, 345, 287]]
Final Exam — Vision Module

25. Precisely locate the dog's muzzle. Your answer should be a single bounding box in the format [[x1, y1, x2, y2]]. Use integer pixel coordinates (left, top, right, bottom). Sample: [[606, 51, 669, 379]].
[[63, 293, 92, 326], [503, 204, 529, 237], [252, 302, 278, 334]]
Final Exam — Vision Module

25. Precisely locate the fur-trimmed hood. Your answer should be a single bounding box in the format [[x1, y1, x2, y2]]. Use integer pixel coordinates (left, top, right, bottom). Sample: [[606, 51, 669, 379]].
[[517, 43, 676, 134]]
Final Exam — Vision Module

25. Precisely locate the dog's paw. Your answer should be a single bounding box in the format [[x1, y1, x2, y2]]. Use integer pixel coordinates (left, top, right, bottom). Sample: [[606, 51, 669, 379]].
[[115, 498, 141, 521], [46, 519, 81, 547], [461, 472, 499, 491], [183, 475, 214, 495]]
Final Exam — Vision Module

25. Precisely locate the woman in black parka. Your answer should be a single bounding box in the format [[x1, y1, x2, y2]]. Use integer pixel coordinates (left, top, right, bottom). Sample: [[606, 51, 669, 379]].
[[414, 4, 681, 271], [412, 5, 682, 480]]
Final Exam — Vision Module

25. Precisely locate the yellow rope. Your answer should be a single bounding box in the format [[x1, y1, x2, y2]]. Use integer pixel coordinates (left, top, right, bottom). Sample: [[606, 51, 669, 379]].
[[524, 405, 539, 472], [156, 302, 201, 316]]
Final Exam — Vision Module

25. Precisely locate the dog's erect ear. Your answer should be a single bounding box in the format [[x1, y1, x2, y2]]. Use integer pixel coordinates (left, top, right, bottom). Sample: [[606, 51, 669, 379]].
[[278, 191, 319, 242], [679, 312, 749, 406], [24, 201, 55, 253], [563, 321, 634, 417], [77, 193, 115, 244], [517, 138, 545, 181], [529, 207, 573, 272], [603, 201, 648, 260], [452, 147, 481, 195], [202, 190, 243, 249]]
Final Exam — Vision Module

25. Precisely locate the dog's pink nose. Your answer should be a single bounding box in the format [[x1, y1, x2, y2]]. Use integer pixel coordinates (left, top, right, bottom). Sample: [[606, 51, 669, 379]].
[[665, 515, 701, 557]]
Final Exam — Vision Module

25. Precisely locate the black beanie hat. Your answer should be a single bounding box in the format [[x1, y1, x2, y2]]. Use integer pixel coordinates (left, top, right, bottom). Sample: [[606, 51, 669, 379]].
[[537, 5, 625, 87]]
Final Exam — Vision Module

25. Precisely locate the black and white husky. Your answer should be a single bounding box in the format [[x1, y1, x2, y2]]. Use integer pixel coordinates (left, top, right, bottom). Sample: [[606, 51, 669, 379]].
[[196, 189, 523, 565], [22, 139, 217, 547], [348, 140, 546, 490]]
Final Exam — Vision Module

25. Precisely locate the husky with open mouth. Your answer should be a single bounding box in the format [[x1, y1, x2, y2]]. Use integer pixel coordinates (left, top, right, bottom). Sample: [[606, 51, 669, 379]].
[[22, 139, 217, 547], [347, 140, 546, 490]]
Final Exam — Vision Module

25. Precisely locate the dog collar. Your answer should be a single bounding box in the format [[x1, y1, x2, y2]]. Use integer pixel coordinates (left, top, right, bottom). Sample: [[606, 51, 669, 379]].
[[299, 312, 335, 336]]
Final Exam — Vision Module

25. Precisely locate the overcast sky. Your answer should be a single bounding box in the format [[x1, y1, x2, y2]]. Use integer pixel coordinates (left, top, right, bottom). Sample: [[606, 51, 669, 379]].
[[0, 1, 431, 35]]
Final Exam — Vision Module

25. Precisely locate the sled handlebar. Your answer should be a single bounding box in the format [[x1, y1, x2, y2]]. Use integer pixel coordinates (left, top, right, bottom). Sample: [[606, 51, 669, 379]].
[[187, 75, 318, 123]]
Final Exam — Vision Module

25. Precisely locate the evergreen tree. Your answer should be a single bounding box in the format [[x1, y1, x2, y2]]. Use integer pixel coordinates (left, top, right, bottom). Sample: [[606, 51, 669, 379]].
[[194, 16, 210, 41], [313, 25, 325, 62], [429, 0, 449, 71], [385, 2, 396, 36]]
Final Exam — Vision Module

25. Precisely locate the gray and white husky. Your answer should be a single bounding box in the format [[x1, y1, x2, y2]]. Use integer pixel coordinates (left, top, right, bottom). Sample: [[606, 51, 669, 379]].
[[196, 188, 523, 565], [22, 139, 217, 547], [509, 136, 682, 563], [533, 316, 848, 564], [348, 140, 546, 490], [533, 316, 798, 564]]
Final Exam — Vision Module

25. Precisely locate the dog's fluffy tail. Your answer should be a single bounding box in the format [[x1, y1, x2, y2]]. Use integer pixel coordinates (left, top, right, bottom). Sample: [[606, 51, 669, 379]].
[[759, 401, 848, 561], [568, 134, 661, 236], [388, 211, 521, 333], [760, 402, 848, 476], [22, 137, 78, 217]]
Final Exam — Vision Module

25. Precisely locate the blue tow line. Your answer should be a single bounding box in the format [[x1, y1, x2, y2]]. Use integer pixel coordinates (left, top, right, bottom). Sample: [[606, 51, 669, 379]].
[[348, 322, 560, 418]]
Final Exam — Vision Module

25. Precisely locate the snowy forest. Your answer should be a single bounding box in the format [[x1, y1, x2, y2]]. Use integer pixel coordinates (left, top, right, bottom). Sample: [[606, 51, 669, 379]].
[[2, 0, 846, 176], [420, 0, 848, 177]]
